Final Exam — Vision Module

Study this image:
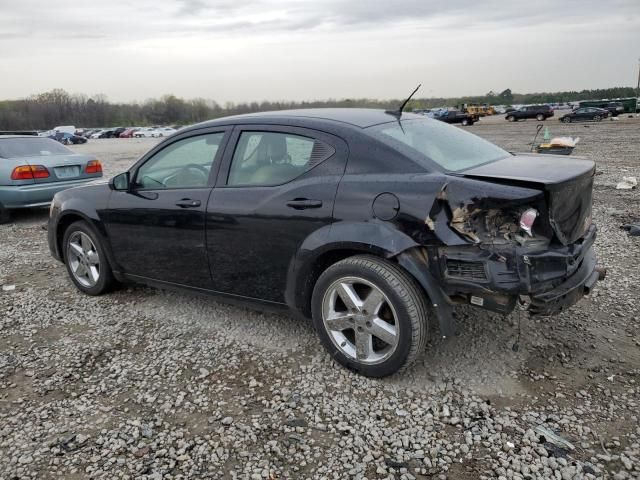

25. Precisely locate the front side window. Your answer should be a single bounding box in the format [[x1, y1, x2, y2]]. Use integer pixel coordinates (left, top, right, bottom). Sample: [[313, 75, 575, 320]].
[[227, 131, 333, 186], [367, 118, 509, 172], [135, 133, 224, 189]]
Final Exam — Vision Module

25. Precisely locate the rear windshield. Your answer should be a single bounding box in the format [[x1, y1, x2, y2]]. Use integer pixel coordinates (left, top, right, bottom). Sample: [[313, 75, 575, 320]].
[[367, 118, 510, 172], [0, 137, 72, 158]]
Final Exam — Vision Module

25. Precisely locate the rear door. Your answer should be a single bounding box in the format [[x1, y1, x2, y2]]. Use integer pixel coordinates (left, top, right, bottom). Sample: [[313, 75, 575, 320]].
[[206, 125, 348, 302]]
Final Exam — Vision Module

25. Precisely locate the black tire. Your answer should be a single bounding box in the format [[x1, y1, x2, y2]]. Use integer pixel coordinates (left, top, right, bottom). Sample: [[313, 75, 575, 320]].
[[461, 119, 470, 126], [594, 115, 601, 122], [0, 206, 11, 225], [62, 220, 116, 295], [311, 255, 429, 377], [507, 115, 516, 122], [562, 117, 572, 123], [536, 114, 545, 121]]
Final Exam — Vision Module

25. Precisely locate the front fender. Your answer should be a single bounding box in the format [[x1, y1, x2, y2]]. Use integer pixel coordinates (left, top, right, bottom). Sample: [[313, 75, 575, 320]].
[[49, 190, 121, 276]]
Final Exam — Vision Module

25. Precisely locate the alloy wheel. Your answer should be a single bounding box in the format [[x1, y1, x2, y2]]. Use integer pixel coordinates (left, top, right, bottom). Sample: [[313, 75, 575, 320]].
[[321, 276, 399, 365], [67, 232, 100, 288]]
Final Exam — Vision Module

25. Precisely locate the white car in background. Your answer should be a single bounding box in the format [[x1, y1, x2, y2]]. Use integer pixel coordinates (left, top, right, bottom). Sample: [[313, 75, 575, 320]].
[[133, 127, 176, 138], [154, 127, 176, 137], [133, 128, 157, 138], [89, 130, 104, 139]]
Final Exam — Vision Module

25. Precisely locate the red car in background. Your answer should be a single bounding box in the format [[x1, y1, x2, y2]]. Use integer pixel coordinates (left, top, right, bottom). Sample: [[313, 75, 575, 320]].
[[119, 128, 138, 138]]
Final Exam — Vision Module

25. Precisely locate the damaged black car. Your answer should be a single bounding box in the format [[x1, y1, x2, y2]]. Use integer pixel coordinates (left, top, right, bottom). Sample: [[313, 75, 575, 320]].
[[47, 109, 604, 377]]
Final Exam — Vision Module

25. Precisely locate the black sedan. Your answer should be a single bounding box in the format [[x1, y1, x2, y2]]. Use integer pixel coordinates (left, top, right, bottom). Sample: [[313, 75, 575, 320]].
[[560, 107, 609, 123], [48, 109, 603, 377]]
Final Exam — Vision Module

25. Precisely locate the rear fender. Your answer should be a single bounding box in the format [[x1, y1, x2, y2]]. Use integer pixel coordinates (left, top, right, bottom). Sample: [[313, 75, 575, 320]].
[[286, 220, 456, 336]]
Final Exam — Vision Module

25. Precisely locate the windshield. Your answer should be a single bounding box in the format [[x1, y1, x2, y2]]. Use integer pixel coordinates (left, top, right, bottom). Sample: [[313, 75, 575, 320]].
[[0, 137, 72, 158], [367, 118, 510, 172]]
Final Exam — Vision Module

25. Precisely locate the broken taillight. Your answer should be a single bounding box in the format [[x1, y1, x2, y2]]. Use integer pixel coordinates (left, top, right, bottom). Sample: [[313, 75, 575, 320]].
[[519, 208, 538, 236], [11, 165, 50, 180]]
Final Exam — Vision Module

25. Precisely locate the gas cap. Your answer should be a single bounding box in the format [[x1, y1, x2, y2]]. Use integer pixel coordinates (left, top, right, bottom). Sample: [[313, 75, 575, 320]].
[[372, 192, 400, 221]]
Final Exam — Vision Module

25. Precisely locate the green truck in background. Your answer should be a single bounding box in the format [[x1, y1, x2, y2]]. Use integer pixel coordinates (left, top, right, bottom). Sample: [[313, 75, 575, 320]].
[[579, 97, 638, 114]]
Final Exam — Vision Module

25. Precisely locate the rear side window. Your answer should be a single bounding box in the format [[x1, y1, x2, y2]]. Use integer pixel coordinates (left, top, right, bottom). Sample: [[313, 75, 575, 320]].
[[227, 131, 335, 186], [0, 138, 72, 158], [367, 118, 509, 172]]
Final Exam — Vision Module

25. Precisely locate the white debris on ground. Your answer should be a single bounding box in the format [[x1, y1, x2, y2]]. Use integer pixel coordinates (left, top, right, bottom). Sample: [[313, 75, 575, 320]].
[[1, 119, 639, 479], [616, 176, 637, 190]]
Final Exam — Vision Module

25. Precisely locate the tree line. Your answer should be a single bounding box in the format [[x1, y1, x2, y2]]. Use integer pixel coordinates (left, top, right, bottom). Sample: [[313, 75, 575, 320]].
[[0, 86, 636, 130]]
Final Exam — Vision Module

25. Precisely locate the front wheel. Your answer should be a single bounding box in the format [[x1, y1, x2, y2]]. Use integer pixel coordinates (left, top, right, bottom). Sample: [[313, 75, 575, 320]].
[[461, 119, 470, 126], [507, 115, 516, 122], [63, 221, 116, 295], [562, 117, 572, 123], [594, 115, 602, 122], [311, 255, 429, 377]]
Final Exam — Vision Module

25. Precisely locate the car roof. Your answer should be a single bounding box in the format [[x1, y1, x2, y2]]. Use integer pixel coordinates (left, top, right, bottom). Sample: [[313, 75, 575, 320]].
[[195, 108, 423, 129]]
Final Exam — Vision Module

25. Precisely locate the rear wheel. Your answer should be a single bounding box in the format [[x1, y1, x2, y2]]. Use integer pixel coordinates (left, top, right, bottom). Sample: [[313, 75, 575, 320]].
[[536, 113, 545, 121], [62, 221, 115, 295], [461, 119, 470, 126], [311, 255, 429, 377]]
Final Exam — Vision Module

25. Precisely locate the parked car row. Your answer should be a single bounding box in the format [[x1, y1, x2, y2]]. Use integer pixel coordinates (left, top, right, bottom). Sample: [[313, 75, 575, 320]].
[[77, 126, 183, 139], [504, 104, 622, 123]]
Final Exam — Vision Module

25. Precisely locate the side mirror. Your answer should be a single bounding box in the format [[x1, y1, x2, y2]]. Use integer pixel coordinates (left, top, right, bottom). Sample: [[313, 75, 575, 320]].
[[110, 172, 130, 191]]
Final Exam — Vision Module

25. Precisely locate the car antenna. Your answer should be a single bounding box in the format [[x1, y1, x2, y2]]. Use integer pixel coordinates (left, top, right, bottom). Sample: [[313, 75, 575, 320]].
[[385, 84, 422, 117]]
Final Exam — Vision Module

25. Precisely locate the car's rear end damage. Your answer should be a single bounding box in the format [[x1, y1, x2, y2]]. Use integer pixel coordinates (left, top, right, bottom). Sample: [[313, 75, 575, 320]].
[[418, 154, 605, 320]]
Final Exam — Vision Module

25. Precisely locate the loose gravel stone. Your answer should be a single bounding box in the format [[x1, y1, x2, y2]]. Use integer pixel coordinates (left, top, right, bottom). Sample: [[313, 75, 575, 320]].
[[1, 122, 639, 478]]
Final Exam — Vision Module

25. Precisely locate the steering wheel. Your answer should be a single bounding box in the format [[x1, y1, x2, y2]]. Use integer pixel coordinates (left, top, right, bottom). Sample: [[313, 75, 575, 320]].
[[162, 163, 210, 188], [179, 163, 209, 183]]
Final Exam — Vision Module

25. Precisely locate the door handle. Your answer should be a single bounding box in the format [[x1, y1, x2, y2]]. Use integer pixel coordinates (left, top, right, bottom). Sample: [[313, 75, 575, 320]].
[[286, 199, 323, 210], [175, 199, 201, 208]]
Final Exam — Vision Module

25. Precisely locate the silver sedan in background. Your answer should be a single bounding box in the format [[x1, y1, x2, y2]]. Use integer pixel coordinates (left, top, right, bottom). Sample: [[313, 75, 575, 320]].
[[0, 135, 103, 223]]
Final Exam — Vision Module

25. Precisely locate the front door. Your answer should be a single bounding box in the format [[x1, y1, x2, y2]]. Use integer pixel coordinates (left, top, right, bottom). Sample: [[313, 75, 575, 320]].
[[206, 126, 348, 303], [105, 130, 228, 287]]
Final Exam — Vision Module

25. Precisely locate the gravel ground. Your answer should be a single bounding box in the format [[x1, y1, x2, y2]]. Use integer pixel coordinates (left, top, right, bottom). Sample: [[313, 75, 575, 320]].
[[1, 115, 639, 479]]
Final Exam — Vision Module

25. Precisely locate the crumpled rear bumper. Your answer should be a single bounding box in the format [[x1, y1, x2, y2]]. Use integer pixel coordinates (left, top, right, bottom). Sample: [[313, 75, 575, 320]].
[[436, 224, 603, 316], [526, 246, 601, 316]]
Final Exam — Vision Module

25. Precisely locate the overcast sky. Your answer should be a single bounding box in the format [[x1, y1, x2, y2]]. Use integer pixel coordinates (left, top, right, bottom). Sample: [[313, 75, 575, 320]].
[[0, 0, 638, 103]]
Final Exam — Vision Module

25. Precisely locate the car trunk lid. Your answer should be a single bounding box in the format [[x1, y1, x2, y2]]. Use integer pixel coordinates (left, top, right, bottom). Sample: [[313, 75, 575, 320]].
[[21, 154, 99, 184], [460, 154, 595, 245]]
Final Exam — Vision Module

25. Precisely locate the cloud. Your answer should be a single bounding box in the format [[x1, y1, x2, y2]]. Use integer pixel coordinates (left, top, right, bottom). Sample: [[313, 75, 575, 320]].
[[0, 0, 638, 102], [1, 0, 637, 42]]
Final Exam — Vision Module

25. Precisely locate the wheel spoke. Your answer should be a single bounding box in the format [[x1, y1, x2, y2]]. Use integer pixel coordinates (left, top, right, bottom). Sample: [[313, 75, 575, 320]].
[[80, 233, 92, 253], [325, 312, 354, 331], [355, 330, 372, 360], [73, 262, 86, 277], [336, 282, 362, 311], [363, 288, 385, 315], [88, 265, 99, 283], [69, 242, 83, 259], [370, 317, 397, 346]]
